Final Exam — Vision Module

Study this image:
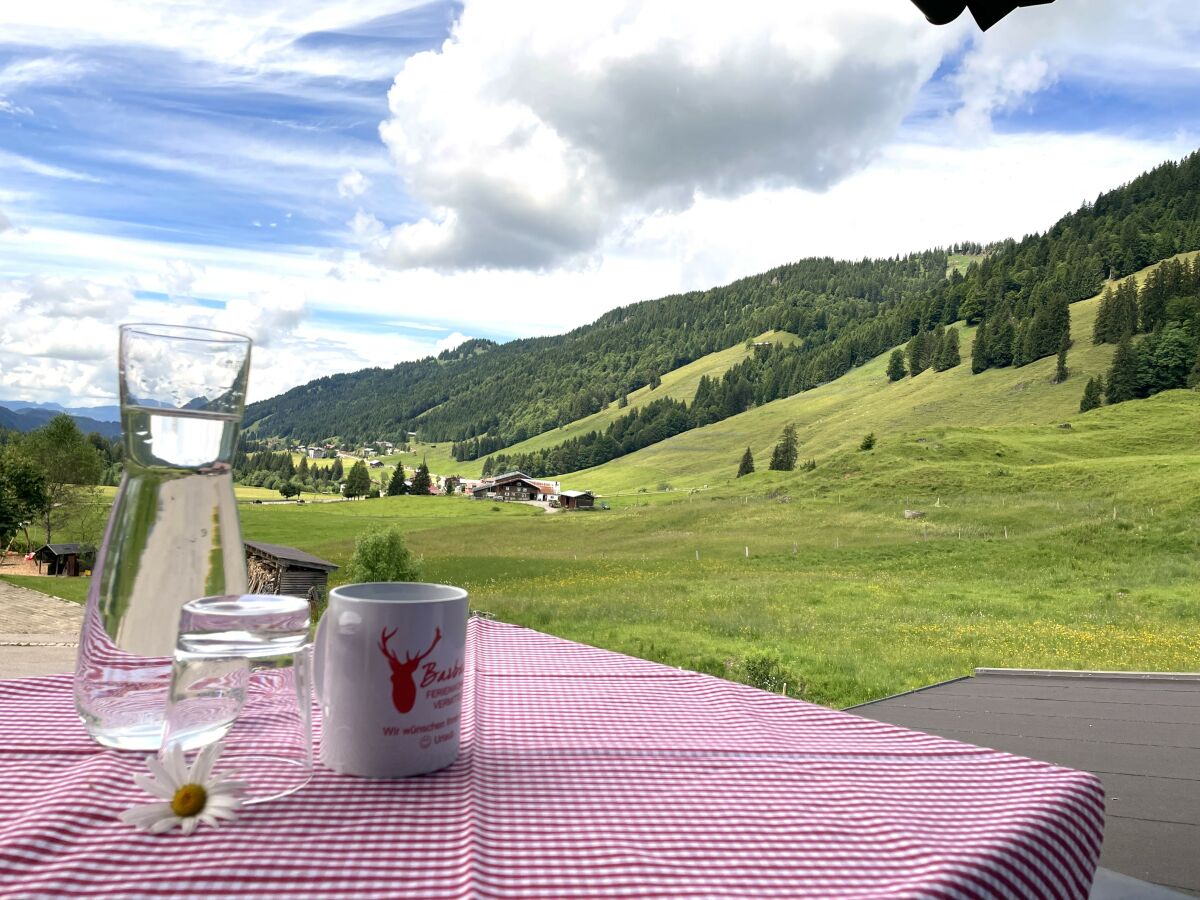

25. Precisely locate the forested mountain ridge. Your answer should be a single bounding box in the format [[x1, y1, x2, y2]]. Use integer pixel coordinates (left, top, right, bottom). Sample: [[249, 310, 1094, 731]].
[[246, 150, 1200, 449]]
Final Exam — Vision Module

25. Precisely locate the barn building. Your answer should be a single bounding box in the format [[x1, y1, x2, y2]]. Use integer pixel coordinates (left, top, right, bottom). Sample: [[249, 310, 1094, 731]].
[[244, 541, 339, 609], [558, 490, 596, 510]]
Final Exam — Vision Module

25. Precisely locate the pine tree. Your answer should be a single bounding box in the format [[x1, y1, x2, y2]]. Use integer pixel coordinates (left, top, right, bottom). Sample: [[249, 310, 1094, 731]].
[[481, 456, 494, 477], [906, 331, 928, 376], [1113, 279, 1140, 340], [886, 349, 907, 381], [1079, 376, 1102, 412], [768, 424, 798, 471], [1105, 338, 1140, 404], [331, 457, 344, 480], [859, 432, 876, 451], [411, 459, 433, 495], [387, 464, 408, 496], [934, 327, 960, 371], [736, 447, 755, 478], [343, 460, 372, 498], [971, 321, 989, 374], [1054, 345, 1068, 384], [1093, 287, 1113, 344], [297, 455, 309, 478]]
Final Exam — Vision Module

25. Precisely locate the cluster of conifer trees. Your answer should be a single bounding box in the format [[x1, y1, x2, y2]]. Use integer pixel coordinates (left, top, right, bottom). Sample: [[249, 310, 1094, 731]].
[[888, 325, 962, 380], [1080, 256, 1200, 411]]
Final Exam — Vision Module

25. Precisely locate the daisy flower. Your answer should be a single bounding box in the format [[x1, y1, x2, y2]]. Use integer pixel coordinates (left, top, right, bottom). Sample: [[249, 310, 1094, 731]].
[[120, 742, 246, 835]]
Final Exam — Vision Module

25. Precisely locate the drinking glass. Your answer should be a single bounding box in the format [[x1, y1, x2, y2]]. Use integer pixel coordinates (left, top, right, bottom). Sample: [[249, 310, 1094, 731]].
[[75, 324, 251, 750], [160, 594, 313, 805]]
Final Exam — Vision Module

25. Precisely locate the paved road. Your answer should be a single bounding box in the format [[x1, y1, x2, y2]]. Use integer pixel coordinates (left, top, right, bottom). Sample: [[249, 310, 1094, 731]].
[[0, 579, 83, 678]]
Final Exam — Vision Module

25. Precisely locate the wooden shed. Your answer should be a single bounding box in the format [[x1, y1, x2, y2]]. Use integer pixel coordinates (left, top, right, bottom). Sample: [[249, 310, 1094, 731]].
[[558, 490, 596, 510], [33, 543, 89, 576], [244, 541, 338, 608]]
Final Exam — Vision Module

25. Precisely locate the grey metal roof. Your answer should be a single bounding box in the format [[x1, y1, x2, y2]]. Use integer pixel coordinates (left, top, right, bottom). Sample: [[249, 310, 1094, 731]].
[[36, 543, 80, 556], [244, 540, 338, 572], [559, 490, 593, 498], [850, 668, 1200, 896]]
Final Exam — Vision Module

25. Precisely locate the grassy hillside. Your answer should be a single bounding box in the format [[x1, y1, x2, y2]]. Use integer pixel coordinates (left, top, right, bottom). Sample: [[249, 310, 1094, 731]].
[[569, 253, 1198, 494], [404, 329, 798, 479]]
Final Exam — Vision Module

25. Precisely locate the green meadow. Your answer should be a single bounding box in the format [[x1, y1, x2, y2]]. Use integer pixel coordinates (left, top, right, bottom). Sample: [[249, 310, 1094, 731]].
[[8, 388, 1198, 708]]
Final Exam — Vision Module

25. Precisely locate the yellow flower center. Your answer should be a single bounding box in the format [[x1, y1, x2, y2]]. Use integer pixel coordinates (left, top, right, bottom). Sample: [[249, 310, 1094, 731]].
[[170, 783, 207, 818]]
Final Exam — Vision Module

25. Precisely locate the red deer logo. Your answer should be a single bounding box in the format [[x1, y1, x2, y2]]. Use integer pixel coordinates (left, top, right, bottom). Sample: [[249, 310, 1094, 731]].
[[379, 626, 441, 714]]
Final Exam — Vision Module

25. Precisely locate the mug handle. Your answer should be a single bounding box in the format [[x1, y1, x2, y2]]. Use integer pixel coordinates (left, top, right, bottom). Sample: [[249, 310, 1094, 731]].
[[312, 611, 329, 704]]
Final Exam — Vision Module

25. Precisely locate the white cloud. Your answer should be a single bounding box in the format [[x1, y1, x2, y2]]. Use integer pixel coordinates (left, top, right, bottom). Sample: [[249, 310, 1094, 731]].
[[434, 331, 470, 355], [0, 99, 33, 116], [951, 0, 1200, 135], [0, 150, 104, 182], [0, 210, 10, 232], [162, 260, 203, 298], [377, 0, 955, 270], [1, 1, 435, 81], [337, 168, 370, 198], [0, 55, 87, 91]]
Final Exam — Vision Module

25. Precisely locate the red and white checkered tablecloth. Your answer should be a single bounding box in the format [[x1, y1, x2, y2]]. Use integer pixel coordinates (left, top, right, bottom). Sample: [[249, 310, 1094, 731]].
[[0, 619, 1104, 899]]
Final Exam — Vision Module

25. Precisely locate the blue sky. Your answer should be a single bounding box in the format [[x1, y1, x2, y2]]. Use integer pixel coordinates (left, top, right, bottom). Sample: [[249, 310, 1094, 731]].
[[2, 0, 1199, 405]]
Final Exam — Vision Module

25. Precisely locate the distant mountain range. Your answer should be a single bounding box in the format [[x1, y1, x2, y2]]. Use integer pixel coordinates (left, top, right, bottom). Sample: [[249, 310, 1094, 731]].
[[0, 402, 122, 438], [0, 399, 121, 422]]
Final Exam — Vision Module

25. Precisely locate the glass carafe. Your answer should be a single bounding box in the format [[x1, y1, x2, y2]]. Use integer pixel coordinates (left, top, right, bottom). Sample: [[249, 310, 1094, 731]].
[[74, 324, 252, 750]]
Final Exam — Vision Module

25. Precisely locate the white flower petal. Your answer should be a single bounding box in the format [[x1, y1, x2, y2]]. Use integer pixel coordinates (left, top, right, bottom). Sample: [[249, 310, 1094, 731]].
[[133, 773, 176, 801], [199, 812, 219, 828], [208, 778, 247, 796], [164, 744, 188, 785], [120, 801, 173, 829], [205, 796, 242, 813], [208, 806, 238, 823], [180, 816, 199, 836], [189, 742, 222, 784], [143, 755, 179, 792], [148, 815, 182, 834]]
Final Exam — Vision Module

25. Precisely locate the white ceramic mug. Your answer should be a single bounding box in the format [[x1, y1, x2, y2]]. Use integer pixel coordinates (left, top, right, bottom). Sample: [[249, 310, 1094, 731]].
[[314, 582, 468, 778]]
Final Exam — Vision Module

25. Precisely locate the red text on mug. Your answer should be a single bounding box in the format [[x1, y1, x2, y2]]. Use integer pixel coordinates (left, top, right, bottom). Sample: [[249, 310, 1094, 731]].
[[379, 626, 441, 714]]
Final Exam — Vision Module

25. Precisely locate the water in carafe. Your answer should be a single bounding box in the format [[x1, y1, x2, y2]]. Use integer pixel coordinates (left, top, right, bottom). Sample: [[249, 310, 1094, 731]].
[[75, 324, 251, 750]]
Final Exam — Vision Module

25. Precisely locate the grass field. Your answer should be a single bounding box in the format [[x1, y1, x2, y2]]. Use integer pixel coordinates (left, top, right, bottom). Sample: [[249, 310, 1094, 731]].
[[12, 389, 1197, 708]]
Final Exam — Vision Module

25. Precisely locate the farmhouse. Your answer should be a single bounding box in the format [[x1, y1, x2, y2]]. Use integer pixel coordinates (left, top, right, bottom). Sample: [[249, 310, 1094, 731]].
[[245, 541, 339, 607], [469, 471, 541, 501], [558, 490, 596, 510], [306, 447, 330, 459]]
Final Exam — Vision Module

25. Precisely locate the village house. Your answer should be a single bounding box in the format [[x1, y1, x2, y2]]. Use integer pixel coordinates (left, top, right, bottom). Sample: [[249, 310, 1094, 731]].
[[306, 447, 329, 459], [470, 471, 543, 501]]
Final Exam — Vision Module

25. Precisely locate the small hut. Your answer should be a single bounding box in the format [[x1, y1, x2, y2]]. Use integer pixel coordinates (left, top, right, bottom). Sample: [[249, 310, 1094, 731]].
[[33, 543, 92, 576], [244, 541, 338, 611], [558, 490, 596, 510]]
